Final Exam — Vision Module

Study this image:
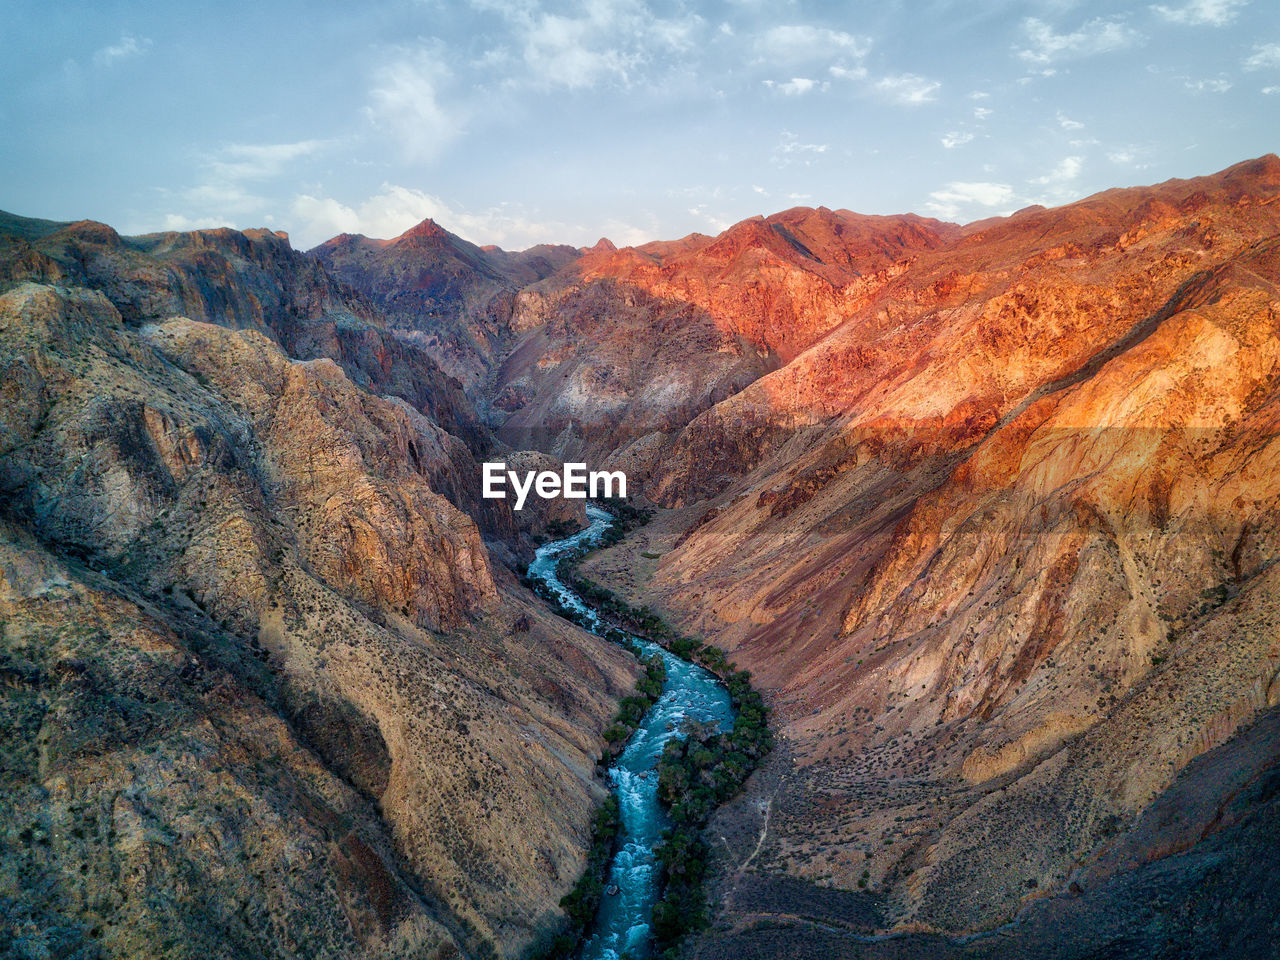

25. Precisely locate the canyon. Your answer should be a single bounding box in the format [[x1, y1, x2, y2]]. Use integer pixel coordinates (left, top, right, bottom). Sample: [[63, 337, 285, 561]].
[[3, 154, 1279, 959]]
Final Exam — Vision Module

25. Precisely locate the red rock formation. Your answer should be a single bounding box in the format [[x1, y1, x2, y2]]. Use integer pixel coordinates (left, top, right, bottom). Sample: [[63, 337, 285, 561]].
[[571, 156, 1280, 944]]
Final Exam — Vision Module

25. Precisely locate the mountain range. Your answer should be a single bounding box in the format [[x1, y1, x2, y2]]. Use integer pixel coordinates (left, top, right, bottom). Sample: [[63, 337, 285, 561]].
[[2, 155, 1279, 958]]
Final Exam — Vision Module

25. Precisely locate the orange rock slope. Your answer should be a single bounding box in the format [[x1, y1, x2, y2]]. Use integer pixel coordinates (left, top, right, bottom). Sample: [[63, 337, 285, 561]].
[[565, 156, 1280, 947]]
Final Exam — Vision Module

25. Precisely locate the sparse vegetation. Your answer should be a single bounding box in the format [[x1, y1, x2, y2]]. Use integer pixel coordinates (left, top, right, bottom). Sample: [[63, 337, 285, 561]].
[[525, 795, 621, 960], [525, 508, 773, 957]]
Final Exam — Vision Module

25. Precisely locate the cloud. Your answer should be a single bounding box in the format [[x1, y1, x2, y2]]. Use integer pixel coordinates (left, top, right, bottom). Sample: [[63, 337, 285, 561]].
[[1264, 85, 1280, 94], [941, 131, 974, 149], [523, 12, 640, 87], [1057, 111, 1084, 130], [829, 64, 868, 81], [1105, 148, 1150, 168], [1016, 17, 1142, 64], [1024, 155, 1088, 205], [1151, 0, 1248, 26], [366, 49, 460, 160], [1030, 155, 1084, 185], [289, 183, 587, 250], [873, 73, 941, 104], [151, 140, 329, 238], [925, 181, 1014, 219], [478, 0, 705, 90], [763, 77, 825, 95], [974, 105, 993, 120], [772, 131, 829, 166], [209, 140, 328, 182], [1184, 75, 1233, 92], [755, 25, 870, 64], [92, 34, 151, 68], [156, 180, 268, 233], [158, 212, 236, 233], [1244, 43, 1280, 70]]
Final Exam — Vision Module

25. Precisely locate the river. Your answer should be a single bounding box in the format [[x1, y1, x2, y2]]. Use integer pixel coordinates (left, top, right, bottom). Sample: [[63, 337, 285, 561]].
[[526, 505, 735, 960]]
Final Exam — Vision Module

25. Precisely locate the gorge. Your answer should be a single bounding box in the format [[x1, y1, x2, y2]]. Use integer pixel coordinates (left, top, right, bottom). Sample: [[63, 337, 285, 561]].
[[3, 154, 1280, 960]]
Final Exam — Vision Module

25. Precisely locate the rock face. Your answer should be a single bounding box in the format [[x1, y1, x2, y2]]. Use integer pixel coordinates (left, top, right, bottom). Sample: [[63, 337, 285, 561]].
[[501, 450, 589, 540], [0, 216, 639, 959], [484, 208, 951, 475], [6, 151, 1280, 959], [309, 220, 580, 394], [555, 157, 1280, 952]]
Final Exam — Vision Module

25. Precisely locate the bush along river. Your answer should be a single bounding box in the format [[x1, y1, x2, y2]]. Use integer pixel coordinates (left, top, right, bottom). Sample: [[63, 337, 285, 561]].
[[524, 504, 773, 960]]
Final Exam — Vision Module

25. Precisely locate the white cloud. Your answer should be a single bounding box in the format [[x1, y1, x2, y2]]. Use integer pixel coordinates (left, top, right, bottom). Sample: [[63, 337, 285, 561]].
[[478, 0, 705, 90], [289, 183, 586, 250], [829, 64, 868, 81], [873, 73, 941, 105], [1184, 75, 1233, 92], [772, 131, 829, 166], [1025, 155, 1088, 205], [366, 49, 460, 161], [1244, 43, 1280, 70], [523, 13, 639, 87], [151, 139, 328, 236], [1264, 85, 1280, 94], [1057, 111, 1084, 130], [209, 140, 328, 182], [1105, 147, 1150, 168], [763, 77, 824, 95], [755, 25, 869, 63], [92, 34, 151, 68], [1031, 155, 1084, 185], [925, 181, 1014, 219], [941, 131, 974, 148], [1151, 0, 1248, 26], [1016, 17, 1142, 64], [974, 105, 993, 120], [158, 212, 236, 232], [154, 180, 268, 234]]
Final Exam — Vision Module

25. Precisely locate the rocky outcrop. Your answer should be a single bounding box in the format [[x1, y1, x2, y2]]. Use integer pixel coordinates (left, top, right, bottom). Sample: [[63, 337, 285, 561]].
[[482, 209, 951, 467], [571, 156, 1280, 944], [0, 270, 639, 958], [0, 517, 461, 960], [309, 221, 580, 393], [501, 451, 588, 540], [0, 214, 486, 452]]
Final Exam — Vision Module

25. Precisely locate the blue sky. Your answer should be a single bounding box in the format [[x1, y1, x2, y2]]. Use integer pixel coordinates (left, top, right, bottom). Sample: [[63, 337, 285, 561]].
[[3, 0, 1277, 250]]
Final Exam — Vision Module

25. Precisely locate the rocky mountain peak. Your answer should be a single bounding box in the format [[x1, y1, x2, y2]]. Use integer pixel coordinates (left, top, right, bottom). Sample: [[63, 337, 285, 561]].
[[396, 217, 452, 245]]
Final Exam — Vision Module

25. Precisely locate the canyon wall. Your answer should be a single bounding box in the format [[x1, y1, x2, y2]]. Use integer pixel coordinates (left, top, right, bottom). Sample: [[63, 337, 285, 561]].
[[0, 218, 638, 960]]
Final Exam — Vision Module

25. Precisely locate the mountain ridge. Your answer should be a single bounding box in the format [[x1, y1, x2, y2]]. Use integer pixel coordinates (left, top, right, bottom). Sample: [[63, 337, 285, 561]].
[[3, 153, 1280, 959]]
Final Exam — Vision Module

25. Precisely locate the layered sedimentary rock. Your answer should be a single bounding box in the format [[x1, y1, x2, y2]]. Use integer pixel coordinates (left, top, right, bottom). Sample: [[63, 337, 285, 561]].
[[310, 219, 579, 393], [566, 156, 1280, 951], [488, 208, 951, 472], [0, 217, 638, 958]]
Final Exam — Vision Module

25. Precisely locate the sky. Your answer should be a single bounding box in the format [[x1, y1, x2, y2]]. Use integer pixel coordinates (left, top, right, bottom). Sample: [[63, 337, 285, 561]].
[[2, 0, 1277, 251]]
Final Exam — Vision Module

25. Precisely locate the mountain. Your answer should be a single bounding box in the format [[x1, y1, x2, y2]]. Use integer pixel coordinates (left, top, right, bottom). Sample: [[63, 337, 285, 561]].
[[566, 155, 1280, 955], [490, 208, 954, 469], [5, 152, 1280, 960], [0, 216, 639, 959], [309, 219, 580, 394]]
